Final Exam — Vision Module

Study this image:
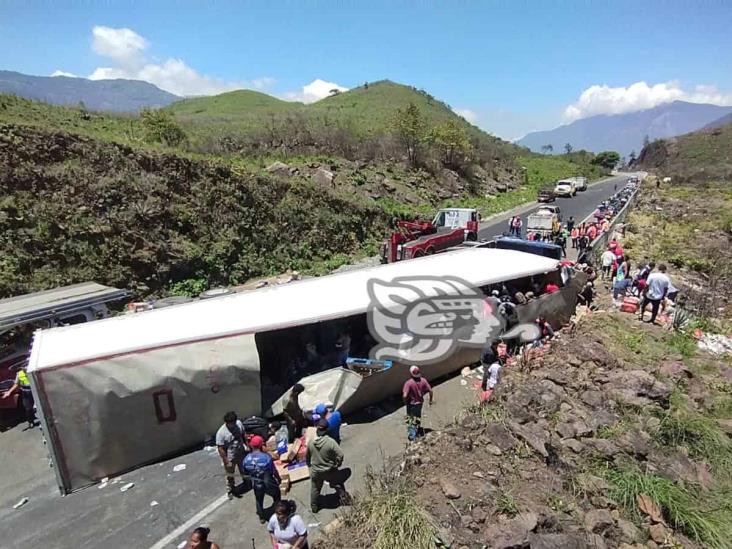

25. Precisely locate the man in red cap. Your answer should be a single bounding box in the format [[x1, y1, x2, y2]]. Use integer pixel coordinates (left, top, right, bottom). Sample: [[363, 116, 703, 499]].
[[242, 435, 282, 523], [402, 365, 433, 441]]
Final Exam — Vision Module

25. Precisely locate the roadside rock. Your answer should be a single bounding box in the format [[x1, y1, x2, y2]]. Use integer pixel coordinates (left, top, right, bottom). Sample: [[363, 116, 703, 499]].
[[605, 370, 671, 406], [580, 390, 604, 408], [576, 341, 619, 368], [649, 524, 670, 544], [617, 518, 641, 543], [617, 429, 652, 458], [658, 360, 692, 379], [716, 418, 732, 435], [507, 420, 549, 458], [528, 533, 607, 549], [483, 512, 538, 548], [471, 506, 487, 524], [439, 478, 461, 499], [561, 439, 584, 453], [484, 423, 517, 452], [265, 161, 290, 176], [312, 167, 334, 186], [584, 438, 621, 459], [584, 508, 615, 534]]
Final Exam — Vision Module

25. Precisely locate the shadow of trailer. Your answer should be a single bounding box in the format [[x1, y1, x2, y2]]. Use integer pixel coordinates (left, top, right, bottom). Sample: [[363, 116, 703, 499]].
[[27, 248, 578, 494]]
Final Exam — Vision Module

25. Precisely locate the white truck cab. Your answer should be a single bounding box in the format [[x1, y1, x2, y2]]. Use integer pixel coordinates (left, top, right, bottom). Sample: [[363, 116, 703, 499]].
[[554, 179, 577, 197]]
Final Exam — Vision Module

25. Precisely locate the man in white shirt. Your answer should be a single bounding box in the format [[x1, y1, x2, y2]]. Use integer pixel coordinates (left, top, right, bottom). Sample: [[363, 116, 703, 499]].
[[641, 264, 670, 324], [601, 249, 615, 280], [216, 411, 247, 498]]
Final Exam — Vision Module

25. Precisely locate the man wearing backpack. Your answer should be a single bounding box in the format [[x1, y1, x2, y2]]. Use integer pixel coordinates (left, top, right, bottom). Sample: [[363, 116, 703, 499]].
[[243, 435, 282, 523]]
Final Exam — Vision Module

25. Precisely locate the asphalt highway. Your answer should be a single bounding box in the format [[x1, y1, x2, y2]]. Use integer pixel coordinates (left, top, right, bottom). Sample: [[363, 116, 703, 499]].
[[478, 173, 636, 240]]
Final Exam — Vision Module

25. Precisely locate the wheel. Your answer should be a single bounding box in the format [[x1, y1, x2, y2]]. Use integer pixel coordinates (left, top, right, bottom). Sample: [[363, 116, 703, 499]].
[[414, 250, 425, 258], [425, 247, 435, 255], [466, 232, 478, 242]]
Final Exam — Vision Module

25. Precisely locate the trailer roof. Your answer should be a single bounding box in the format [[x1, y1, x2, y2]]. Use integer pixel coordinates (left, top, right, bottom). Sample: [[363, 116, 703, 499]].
[[0, 283, 129, 333], [29, 249, 558, 371]]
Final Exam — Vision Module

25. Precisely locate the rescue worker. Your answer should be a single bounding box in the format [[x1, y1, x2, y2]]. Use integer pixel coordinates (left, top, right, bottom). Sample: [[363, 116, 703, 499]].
[[306, 419, 351, 514], [242, 435, 282, 523], [1, 365, 35, 428], [215, 411, 248, 499]]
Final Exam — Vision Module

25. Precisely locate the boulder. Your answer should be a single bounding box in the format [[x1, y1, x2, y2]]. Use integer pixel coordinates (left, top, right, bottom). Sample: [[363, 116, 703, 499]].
[[265, 161, 290, 175], [561, 439, 584, 453], [471, 506, 487, 524], [439, 478, 461, 499], [576, 341, 619, 368], [556, 422, 577, 439], [617, 429, 652, 458], [584, 438, 621, 459], [584, 508, 615, 534], [716, 418, 732, 435], [312, 167, 334, 186], [658, 360, 692, 379], [580, 390, 604, 408]]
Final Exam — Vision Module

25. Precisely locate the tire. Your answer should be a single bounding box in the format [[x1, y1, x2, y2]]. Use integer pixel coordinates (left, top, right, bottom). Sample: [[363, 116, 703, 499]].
[[466, 232, 478, 242], [425, 247, 435, 255], [414, 250, 425, 258]]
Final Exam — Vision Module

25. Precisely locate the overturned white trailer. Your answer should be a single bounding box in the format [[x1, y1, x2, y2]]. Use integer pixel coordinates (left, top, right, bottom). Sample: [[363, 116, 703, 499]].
[[28, 248, 566, 493]]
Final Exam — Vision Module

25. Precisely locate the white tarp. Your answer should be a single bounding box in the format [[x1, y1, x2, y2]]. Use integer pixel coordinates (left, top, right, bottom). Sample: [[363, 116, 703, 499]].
[[30, 333, 260, 493], [267, 368, 364, 416]]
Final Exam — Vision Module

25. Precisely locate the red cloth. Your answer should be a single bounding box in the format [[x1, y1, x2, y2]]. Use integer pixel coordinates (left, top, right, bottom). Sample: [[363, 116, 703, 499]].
[[402, 377, 432, 405], [544, 283, 560, 294]]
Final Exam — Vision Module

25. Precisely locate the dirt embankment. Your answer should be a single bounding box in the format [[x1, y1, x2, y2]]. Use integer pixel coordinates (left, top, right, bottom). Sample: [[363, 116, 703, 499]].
[[321, 306, 732, 549]]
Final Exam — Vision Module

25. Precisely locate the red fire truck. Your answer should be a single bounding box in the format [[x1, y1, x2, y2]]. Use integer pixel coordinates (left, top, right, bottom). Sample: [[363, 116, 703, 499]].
[[380, 207, 481, 263]]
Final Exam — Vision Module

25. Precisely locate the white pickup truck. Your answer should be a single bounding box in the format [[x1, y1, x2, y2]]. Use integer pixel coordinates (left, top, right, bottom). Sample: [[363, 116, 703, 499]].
[[554, 179, 577, 197]]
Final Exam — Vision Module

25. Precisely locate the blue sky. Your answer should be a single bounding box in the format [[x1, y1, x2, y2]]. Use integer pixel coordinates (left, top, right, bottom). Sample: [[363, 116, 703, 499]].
[[2, 0, 731, 139]]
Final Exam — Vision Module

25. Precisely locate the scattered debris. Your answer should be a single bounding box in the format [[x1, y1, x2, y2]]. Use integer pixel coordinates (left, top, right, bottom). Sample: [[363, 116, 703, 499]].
[[120, 482, 135, 492], [173, 464, 187, 472], [13, 497, 29, 509], [150, 500, 159, 507], [697, 332, 732, 355]]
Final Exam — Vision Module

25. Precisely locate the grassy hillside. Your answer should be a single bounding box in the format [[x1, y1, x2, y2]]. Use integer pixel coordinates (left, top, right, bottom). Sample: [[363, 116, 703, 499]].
[[169, 89, 300, 120], [637, 122, 732, 183]]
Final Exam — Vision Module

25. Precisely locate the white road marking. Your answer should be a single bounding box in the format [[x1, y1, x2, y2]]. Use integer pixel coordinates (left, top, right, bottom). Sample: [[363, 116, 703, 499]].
[[148, 493, 229, 549]]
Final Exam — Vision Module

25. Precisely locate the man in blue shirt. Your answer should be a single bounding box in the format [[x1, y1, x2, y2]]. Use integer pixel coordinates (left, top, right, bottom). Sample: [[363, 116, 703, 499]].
[[314, 403, 342, 444], [242, 435, 282, 523]]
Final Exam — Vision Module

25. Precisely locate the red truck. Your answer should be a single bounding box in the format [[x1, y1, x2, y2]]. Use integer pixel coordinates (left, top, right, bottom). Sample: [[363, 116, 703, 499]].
[[380, 208, 480, 263]]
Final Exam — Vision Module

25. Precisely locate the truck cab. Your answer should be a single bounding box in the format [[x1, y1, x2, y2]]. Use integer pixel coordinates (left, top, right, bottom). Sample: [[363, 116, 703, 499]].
[[0, 283, 129, 414], [554, 179, 577, 197]]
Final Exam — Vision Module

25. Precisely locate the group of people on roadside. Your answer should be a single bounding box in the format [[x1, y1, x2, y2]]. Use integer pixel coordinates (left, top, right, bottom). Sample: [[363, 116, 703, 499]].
[[213, 382, 351, 543]]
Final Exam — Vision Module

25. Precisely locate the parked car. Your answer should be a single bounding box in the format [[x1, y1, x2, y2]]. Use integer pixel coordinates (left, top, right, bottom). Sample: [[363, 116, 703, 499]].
[[537, 188, 556, 203], [554, 179, 577, 197]]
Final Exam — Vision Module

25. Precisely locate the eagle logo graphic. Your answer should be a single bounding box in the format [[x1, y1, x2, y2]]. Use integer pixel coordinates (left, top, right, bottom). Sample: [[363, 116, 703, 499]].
[[366, 276, 540, 365]]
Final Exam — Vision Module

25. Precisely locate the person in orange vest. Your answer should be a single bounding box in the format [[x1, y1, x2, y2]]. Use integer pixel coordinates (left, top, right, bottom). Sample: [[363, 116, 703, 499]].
[[587, 223, 598, 242], [570, 226, 579, 249]]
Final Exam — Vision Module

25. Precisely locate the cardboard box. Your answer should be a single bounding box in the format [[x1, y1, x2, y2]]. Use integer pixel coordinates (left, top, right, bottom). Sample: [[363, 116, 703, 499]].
[[275, 459, 310, 483], [305, 426, 318, 445], [284, 438, 302, 463]]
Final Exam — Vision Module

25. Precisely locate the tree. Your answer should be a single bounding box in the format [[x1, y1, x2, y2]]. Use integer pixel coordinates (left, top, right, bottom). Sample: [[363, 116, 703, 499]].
[[392, 102, 426, 167], [541, 144, 554, 154], [426, 120, 473, 168], [592, 150, 621, 170], [140, 108, 186, 146], [643, 134, 650, 148], [628, 150, 637, 165], [329, 88, 341, 96], [564, 143, 573, 154]]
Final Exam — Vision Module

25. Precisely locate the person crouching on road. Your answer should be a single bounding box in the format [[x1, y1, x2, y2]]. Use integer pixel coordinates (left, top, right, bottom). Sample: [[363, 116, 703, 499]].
[[242, 435, 281, 524], [306, 419, 352, 514], [402, 365, 434, 441], [216, 411, 248, 499]]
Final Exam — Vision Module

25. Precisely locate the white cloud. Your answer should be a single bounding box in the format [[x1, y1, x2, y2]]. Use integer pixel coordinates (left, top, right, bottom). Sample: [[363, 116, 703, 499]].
[[283, 79, 348, 103], [453, 108, 478, 124], [51, 70, 77, 78], [86, 26, 274, 97], [564, 81, 732, 121]]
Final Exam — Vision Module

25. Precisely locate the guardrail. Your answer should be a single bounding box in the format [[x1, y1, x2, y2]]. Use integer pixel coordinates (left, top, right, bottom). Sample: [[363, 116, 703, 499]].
[[581, 185, 642, 263]]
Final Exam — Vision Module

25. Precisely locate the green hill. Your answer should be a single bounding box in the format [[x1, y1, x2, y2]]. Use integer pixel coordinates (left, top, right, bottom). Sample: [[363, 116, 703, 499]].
[[637, 121, 732, 183], [169, 89, 299, 120]]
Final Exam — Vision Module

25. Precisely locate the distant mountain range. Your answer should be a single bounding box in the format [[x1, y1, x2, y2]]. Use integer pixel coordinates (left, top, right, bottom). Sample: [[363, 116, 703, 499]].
[[704, 112, 732, 130], [519, 101, 732, 157], [0, 70, 180, 112]]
